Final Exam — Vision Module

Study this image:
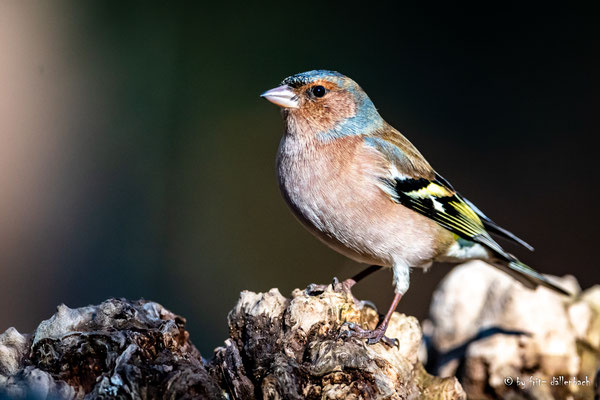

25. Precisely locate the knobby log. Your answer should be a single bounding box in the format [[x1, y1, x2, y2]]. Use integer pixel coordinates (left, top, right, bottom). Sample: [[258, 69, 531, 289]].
[[0, 282, 464, 399], [425, 260, 600, 400], [1, 261, 598, 399]]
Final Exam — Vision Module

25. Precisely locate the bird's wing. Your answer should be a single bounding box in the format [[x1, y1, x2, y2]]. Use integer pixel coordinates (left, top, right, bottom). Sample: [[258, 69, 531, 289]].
[[435, 172, 534, 251], [364, 132, 512, 259], [386, 174, 509, 257], [364, 127, 435, 180], [363, 132, 570, 296]]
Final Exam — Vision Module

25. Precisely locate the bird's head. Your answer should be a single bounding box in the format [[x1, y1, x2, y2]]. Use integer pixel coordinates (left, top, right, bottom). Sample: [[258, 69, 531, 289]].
[[261, 70, 383, 140]]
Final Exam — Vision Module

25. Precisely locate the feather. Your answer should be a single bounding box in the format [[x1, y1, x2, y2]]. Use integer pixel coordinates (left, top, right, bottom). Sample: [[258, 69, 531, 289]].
[[363, 130, 528, 260], [368, 124, 435, 179], [435, 173, 534, 251], [381, 174, 511, 259], [494, 260, 571, 296]]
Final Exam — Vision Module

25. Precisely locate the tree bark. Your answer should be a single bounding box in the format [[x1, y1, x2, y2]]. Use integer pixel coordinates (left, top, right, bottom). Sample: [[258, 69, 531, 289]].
[[0, 282, 465, 399]]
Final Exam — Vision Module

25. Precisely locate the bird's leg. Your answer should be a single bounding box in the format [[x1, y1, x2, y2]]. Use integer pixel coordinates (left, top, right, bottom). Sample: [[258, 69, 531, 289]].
[[345, 265, 383, 290], [305, 265, 383, 295], [340, 292, 402, 347]]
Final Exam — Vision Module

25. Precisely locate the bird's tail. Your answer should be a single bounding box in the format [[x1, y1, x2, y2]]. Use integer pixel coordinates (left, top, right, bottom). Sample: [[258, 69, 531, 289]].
[[492, 259, 572, 296]]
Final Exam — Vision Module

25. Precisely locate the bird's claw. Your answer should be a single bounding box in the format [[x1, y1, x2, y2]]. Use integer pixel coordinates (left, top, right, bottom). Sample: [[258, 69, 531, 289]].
[[339, 322, 399, 348]]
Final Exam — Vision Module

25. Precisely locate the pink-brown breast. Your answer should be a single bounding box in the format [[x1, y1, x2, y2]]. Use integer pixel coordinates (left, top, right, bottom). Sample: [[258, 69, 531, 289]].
[[277, 133, 454, 269]]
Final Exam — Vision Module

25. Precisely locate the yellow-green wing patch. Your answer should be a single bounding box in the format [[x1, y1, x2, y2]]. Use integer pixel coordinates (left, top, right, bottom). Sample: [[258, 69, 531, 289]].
[[383, 176, 509, 258]]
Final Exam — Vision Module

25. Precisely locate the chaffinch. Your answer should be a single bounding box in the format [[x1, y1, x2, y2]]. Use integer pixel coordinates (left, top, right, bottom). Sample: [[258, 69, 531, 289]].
[[261, 70, 568, 346]]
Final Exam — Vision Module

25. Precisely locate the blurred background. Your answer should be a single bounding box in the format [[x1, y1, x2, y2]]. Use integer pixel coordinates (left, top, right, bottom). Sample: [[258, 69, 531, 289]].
[[0, 2, 598, 355]]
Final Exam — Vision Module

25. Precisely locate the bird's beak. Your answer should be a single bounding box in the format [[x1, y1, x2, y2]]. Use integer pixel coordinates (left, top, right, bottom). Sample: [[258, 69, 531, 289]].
[[260, 85, 299, 108]]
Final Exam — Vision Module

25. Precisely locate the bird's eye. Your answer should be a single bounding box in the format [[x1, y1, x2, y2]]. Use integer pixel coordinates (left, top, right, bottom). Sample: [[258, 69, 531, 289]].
[[310, 85, 327, 98]]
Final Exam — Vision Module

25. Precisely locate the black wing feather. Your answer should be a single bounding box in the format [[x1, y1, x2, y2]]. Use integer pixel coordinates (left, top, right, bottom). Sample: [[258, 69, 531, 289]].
[[385, 176, 510, 259], [435, 173, 534, 251]]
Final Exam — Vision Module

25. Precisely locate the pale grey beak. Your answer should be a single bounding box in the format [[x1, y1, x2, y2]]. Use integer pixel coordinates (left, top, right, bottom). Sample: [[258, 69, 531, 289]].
[[260, 84, 299, 108]]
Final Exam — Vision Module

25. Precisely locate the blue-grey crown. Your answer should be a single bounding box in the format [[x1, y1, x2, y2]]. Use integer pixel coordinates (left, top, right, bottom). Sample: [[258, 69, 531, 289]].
[[282, 70, 345, 88]]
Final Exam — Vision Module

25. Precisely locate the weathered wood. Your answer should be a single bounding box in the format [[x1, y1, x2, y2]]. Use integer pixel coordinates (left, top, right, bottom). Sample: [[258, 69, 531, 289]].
[[0, 282, 465, 399], [425, 260, 600, 400]]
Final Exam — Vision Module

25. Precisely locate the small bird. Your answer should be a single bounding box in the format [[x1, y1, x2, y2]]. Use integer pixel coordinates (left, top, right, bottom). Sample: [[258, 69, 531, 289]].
[[261, 70, 568, 346]]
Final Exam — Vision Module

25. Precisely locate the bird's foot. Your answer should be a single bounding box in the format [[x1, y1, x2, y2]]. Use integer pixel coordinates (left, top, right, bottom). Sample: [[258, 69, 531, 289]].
[[339, 322, 399, 348], [305, 276, 357, 296]]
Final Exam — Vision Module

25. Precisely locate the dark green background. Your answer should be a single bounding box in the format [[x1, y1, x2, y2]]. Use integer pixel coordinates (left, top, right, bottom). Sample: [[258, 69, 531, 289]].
[[0, 3, 597, 355]]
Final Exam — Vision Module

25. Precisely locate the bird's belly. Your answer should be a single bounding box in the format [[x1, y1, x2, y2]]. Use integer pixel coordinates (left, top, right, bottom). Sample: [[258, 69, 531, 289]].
[[278, 157, 447, 269]]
